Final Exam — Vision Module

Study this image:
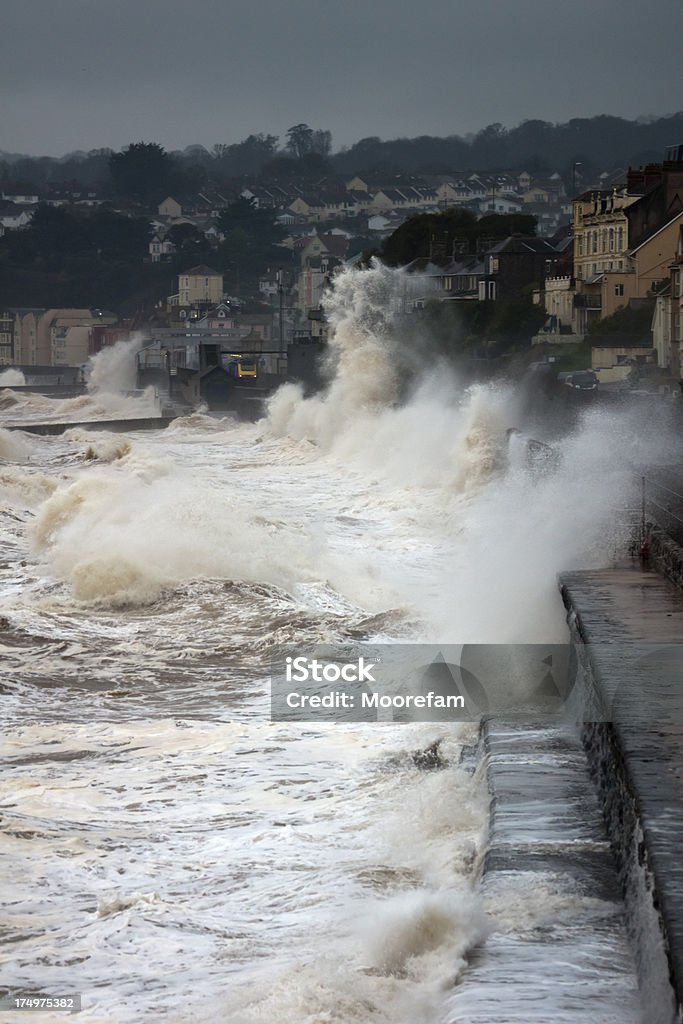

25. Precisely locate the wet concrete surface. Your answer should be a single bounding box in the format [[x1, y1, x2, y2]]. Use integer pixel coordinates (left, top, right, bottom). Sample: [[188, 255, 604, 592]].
[[563, 564, 683, 642], [445, 721, 641, 1023], [561, 564, 683, 1022]]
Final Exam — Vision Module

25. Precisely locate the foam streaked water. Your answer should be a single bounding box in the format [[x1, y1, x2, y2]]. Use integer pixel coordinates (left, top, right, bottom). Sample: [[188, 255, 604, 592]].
[[1, 264, 669, 1021], [0, 414, 489, 1024]]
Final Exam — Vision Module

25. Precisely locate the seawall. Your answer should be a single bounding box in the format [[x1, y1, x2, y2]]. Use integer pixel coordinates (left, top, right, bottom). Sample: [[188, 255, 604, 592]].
[[446, 716, 642, 1022], [649, 527, 683, 591], [450, 564, 683, 1021], [560, 567, 683, 1024], [4, 417, 175, 435]]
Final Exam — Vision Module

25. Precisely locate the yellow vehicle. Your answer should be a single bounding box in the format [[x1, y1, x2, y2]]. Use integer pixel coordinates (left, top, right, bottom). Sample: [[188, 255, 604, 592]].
[[225, 353, 258, 381]]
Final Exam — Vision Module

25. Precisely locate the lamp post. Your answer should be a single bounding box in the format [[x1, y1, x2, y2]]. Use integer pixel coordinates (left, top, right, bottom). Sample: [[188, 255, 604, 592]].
[[276, 268, 285, 358]]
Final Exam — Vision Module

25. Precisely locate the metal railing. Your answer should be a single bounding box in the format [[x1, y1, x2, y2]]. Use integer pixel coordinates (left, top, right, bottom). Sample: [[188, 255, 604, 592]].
[[610, 503, 644, 561], [644, 474, 683, 547], [573, 294, 602, 309]]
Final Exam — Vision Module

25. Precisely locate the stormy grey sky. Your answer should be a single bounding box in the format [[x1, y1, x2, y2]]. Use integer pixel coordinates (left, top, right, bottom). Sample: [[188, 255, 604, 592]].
[[1, 0, 680, 157]]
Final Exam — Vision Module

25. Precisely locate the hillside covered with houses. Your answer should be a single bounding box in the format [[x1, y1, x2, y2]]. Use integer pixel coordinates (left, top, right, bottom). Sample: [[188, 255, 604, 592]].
[[1, 115, 682, 389]]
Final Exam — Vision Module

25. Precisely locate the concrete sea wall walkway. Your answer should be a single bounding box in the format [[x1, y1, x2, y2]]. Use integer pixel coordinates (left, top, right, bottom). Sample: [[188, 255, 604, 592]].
[[561, 566, 683, 1024]]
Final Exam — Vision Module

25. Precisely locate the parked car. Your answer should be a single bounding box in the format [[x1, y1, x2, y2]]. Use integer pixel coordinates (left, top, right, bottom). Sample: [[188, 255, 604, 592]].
[[563, 370, 598, 390]]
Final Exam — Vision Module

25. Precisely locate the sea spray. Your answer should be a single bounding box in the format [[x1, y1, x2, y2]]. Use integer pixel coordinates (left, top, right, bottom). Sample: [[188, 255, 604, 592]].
[[0, 336, 157, 427], [266, 263, 676, 644], [0, 426, 32, 462], [0, 382, 159, 424], [0, 368, 26, 387], [27, 450, 389, 607], [0, 466, 58, 507], [2, 263, 679, 1024], [267, 261, 403, 446], [361, 889, 489, 976], [87, 335, 144, 394]]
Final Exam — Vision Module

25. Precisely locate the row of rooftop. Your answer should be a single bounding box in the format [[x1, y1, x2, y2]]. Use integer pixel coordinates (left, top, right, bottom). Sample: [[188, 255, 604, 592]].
[[2, 149, 682, 386], [398, 150, 683, 378], [0, 166, 597, 239]]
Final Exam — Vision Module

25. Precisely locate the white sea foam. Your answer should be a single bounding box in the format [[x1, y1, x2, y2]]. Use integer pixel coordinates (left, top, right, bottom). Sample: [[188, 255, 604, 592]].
[[0, 367, 26, 387], [0, 426, 32, 462], [266, 263, 668, 644], [0, 386, 159, 424], [0, 263, 669, 1022], [86, 336, 143, 394]]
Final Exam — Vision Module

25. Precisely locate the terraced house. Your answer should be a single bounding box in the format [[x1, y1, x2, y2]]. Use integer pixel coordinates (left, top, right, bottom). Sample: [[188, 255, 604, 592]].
[[546, 146, 683, 341]]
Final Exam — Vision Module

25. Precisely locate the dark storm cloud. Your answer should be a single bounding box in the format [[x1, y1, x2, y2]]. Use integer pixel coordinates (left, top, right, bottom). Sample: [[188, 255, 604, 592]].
[[0, 0, 680, 155]]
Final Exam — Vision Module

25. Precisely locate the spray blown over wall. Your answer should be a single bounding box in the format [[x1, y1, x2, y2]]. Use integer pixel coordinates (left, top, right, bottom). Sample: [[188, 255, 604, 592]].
[[267, 263, 675, 643], [0, 368, 26, 387], [12, 264, 677, 641], [87, 336, 144, 394]]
